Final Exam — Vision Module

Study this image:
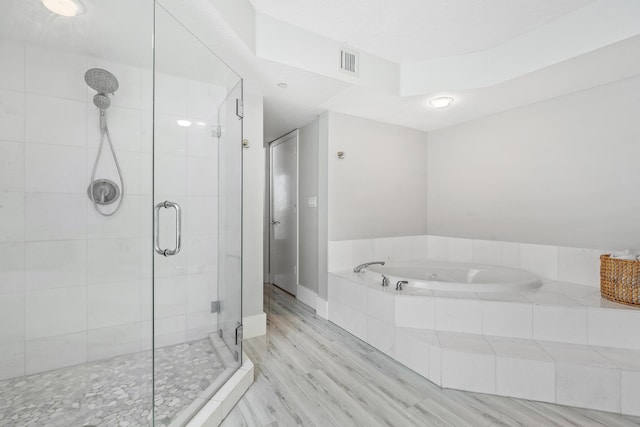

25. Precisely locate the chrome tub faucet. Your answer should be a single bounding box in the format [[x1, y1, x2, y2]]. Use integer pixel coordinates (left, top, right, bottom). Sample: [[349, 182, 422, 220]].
[[396, 280, 408, 291], [353, 261, 385, 273]]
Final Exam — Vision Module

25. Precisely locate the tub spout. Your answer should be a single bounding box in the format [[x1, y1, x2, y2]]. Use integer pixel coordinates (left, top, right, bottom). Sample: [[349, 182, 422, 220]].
[[354, 261, 385, 273]]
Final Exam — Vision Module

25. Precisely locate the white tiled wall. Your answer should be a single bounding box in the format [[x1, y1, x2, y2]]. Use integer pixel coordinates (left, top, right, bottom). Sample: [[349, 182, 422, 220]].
[[435, 298, 482, 334], [0, 40, 226, 380], [488, 336, 555, 402], [328, 234, 607, 287], [482, 301, 533, 338], [154, 59, 226, 350]]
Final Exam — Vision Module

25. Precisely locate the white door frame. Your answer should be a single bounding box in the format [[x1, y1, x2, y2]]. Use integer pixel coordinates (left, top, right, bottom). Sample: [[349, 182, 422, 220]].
[[268, 129, 299, 294]]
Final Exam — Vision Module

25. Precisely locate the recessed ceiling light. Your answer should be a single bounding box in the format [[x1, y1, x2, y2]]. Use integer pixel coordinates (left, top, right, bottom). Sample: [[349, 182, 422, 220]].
[[428, 96, 454, 109], [176, 119, 192, 127], [42, 0, 85, 17], [277, 82, 288, 89], [196, 121, 206, 126]]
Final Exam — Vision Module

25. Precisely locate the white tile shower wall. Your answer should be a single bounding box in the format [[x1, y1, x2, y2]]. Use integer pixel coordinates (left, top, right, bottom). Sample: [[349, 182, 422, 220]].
[[328, 234, 608, 288], [0, 40, 226, 380]]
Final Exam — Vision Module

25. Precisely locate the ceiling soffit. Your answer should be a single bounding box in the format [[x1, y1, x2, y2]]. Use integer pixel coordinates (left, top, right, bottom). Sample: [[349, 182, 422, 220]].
[[252, 0, 640, 97]]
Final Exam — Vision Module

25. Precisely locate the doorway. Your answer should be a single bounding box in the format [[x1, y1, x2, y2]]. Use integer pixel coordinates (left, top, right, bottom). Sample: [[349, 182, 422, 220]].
[[269, 130, 299, 296]]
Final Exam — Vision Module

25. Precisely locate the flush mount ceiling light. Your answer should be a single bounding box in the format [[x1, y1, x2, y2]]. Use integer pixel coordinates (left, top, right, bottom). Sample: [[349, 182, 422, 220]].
[[176, 119, 192, 127], [42, 0, 85, 17], [276, 82, 288, 89], [428, 96, 454, 109]]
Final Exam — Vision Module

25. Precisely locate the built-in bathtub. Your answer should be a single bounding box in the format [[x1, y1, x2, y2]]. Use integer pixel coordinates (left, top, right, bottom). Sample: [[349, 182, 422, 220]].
[[327, 256, 640, 416], [361, 261, 542, 292]]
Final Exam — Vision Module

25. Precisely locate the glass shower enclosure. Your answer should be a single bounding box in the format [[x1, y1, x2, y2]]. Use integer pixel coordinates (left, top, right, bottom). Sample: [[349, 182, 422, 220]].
[[0, 1, 243, 425]]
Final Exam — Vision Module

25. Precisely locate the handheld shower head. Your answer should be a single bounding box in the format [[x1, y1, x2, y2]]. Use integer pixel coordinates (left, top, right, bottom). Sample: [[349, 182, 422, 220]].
[[93, 93, 111, 110], [85, 68, 118, 110], [85, 68, 119, 94], [86, 67, 124, 217]]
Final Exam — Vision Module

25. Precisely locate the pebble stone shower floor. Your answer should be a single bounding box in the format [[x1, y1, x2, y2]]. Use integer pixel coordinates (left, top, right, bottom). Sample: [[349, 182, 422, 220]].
[[0, 339, 225, 427]]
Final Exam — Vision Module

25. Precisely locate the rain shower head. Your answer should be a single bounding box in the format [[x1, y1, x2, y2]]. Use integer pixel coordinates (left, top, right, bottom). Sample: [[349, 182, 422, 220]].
[[85, 68, 119, 94], [85, 68, 118, 110]]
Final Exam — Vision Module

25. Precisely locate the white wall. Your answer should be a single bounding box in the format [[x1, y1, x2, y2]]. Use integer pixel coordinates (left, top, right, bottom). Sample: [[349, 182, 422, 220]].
[[298, 119, 320, 294], [206, 0, 256, 52], [428, 76, 640, 250], [327, 112, 429, 241], [318, 113, 330, 301]]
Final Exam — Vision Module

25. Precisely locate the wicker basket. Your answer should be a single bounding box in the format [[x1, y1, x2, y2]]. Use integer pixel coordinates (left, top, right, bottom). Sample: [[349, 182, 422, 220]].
[[600, 254, 640, 306]]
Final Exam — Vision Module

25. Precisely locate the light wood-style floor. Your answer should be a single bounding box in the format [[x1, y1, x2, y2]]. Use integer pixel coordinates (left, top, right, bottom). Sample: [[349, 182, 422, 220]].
[[222, 285, 640, 426]]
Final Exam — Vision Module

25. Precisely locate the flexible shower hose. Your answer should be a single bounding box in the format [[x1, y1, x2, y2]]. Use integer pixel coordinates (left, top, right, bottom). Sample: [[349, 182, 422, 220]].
[[89, 111, 125, 217]]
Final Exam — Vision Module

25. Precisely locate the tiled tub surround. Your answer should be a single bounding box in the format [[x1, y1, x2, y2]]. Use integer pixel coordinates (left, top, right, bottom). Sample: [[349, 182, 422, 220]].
[[328, 272, 640, 416], [0, 39, 226, 380], [327, 235, 640, 416]]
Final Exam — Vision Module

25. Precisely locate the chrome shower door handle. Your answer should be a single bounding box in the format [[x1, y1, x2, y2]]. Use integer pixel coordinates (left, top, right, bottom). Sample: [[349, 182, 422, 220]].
[[154, 201, 182, 257]]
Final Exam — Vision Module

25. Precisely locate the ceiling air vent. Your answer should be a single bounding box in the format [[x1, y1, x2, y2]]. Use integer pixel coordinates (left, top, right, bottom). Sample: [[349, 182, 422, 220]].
[[339, 46, 359, 76]]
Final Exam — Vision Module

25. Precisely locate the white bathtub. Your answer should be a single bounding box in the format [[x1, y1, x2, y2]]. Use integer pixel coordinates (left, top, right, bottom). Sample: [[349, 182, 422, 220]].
[[362, 261, 542, 292]]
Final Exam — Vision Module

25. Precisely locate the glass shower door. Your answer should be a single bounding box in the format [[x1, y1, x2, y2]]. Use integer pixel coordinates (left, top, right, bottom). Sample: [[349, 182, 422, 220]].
[[153, 4, 243, 425], [0, 0, 243, 424], [217, 82, 244, 365]]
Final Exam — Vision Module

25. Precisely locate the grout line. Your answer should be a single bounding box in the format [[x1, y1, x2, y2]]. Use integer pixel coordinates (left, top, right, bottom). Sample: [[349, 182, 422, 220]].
[[530, 303, 535, 340], [83, 54, 91, 366], [556, 245, 560, 282]]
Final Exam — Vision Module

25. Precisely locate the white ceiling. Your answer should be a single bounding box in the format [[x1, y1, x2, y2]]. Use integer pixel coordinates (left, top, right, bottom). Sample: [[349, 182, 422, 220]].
[[154, 0, 353, 141], [244, 0, 640, 139], [256, 59, 350, 141], [249, 0, 595, 62], [263, 98, 324, 142], [322, 34, 640, 131], [5, 0, 639, 141], [0, 0, 154, 69], [0, 0, 243, 89]]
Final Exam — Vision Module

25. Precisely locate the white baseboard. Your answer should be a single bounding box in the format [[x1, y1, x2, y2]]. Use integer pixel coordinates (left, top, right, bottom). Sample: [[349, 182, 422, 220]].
[[242, 312, 266, 339], [315, 297, 328, 319], [296, 285, 329, 319], [296, 284, 317, 309]]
